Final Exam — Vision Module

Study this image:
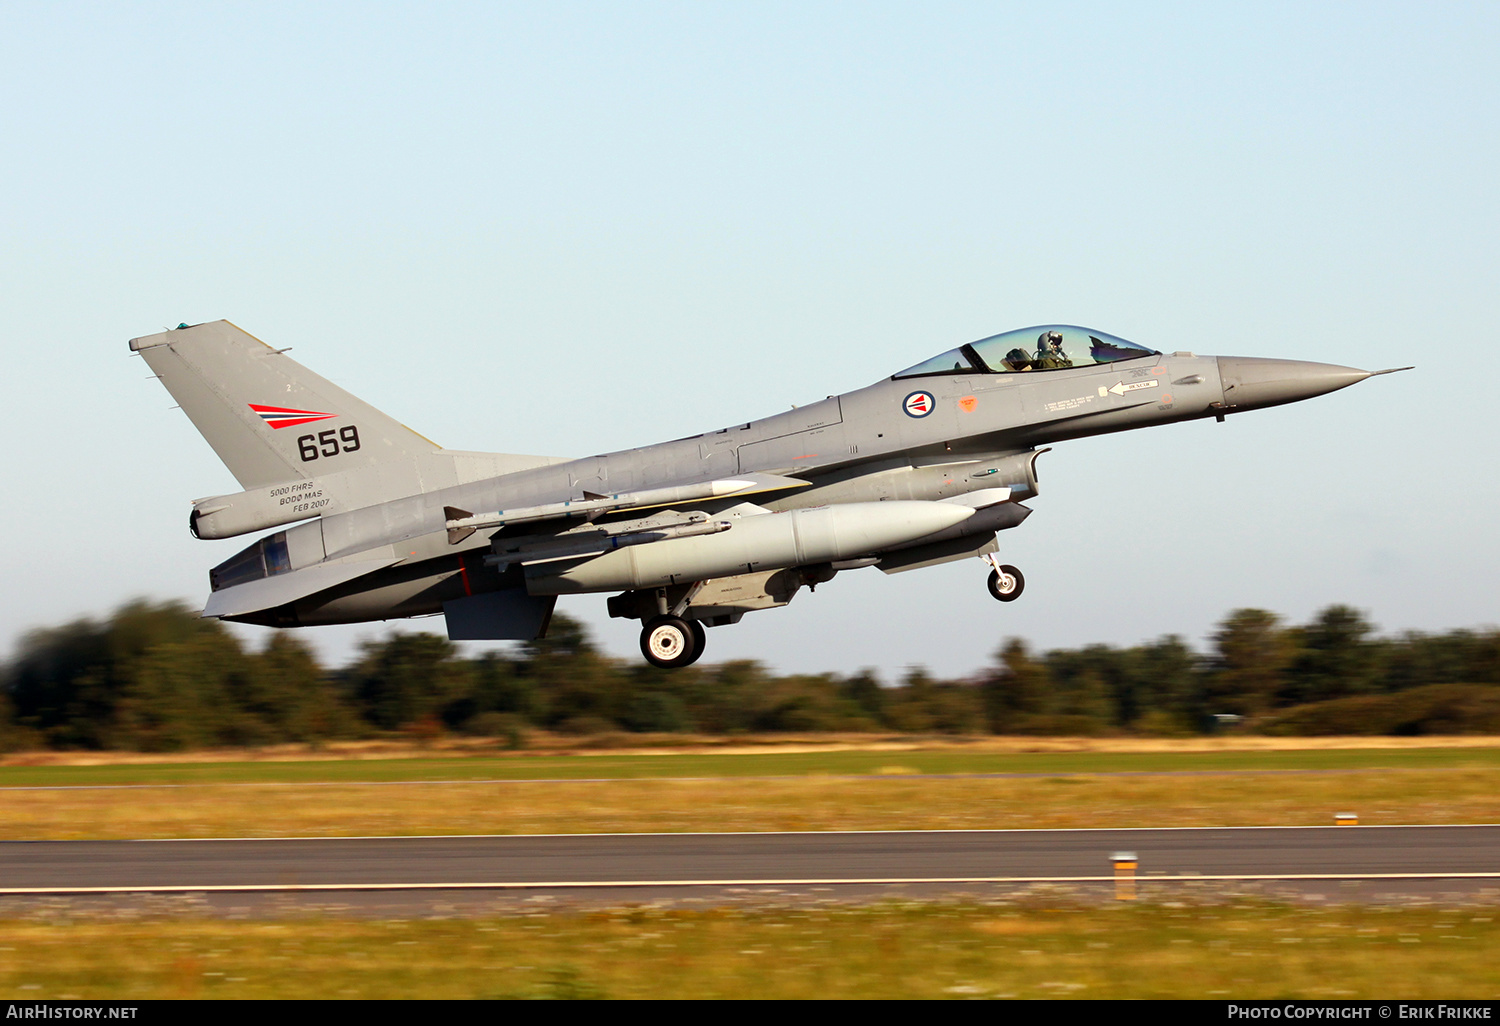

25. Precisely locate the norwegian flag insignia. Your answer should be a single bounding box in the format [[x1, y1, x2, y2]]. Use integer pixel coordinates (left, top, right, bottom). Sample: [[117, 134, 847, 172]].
[[248, 404, 338, 430]]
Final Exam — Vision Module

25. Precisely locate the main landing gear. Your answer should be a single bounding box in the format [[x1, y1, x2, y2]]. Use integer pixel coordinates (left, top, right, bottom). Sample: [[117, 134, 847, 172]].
[[640, 615, 708, 669], [981, 553, 1025, 602], [638, 583, 711, 669]]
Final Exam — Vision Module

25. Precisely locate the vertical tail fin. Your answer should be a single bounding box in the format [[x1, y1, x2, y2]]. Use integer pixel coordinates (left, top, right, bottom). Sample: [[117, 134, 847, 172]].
[[131, 320, 440, 490]]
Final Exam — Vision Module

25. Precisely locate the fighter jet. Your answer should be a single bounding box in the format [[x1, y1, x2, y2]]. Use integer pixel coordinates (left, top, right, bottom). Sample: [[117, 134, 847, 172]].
[[131, 321, 1406, 667]]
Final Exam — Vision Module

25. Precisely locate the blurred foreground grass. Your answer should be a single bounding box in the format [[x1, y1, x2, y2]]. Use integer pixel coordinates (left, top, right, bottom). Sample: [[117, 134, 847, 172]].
[[4, 767, 1500, 839], [5, 742, 1500, 786], [0, 901, 1496, 999]]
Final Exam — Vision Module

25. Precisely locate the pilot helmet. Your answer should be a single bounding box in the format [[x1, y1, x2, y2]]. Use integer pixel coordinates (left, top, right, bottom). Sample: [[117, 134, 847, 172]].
[[1039, 330, 1064, 352]]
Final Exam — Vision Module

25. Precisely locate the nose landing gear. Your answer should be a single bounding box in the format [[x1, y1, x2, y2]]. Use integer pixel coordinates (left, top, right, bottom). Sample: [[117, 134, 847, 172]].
[[640, 616, 708, 669], [981, 553, 1024, 602]]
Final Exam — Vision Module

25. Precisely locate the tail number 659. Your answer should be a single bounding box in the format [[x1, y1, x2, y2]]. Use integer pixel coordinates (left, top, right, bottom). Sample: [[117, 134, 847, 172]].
[[297, 425, 361, 462]]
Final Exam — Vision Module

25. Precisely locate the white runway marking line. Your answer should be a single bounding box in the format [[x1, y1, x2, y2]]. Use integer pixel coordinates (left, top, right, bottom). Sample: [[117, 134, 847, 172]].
[[3, 872, 1500, 896]]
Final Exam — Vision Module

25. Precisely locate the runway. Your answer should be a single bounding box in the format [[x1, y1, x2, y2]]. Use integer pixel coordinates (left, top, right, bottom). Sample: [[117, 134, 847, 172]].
[[1, 826, 1497, 903]]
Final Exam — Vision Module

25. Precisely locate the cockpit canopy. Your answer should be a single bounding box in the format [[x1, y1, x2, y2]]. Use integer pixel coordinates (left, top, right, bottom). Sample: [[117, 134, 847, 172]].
[[894, 325, 1158, 379]]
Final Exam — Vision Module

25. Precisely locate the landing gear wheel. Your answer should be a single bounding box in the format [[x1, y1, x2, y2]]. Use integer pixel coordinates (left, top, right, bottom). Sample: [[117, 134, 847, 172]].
[[640, 616, 701, 669], [688, 620, 707, 665], [987, 565, 1024, 602]]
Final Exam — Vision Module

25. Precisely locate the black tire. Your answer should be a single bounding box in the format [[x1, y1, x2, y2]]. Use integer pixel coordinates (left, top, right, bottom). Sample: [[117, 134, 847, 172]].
[[686, 620, 707, 667], [987, 565, 1025, 602], [640, 616, 697, 669]]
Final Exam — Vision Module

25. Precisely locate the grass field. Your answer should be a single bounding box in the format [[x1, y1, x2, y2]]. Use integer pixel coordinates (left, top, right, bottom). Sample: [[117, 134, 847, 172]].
[[2, 764, 1498, 839], [3, 740, 1495, 1000], [1, 901, 1496, 999], [3, 739, 1500, 787]]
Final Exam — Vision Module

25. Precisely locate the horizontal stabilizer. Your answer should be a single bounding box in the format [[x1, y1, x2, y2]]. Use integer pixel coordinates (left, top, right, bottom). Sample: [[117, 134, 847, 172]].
[[202, 557, 400, 618]]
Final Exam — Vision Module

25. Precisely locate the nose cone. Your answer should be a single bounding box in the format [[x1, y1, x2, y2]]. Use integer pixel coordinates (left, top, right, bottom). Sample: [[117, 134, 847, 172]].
[[1216, 356, 1372, 412]]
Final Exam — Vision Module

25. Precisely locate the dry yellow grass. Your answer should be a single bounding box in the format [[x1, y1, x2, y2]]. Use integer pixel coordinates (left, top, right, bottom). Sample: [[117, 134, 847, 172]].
[[4, 767, 1499, 840], [1, 902, 1497, 999], [6, 733, 1499, 767]]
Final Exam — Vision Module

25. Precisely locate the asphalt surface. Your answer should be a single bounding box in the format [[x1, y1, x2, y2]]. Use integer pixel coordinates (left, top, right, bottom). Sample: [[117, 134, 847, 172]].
[[2, 825, 1497, 895]]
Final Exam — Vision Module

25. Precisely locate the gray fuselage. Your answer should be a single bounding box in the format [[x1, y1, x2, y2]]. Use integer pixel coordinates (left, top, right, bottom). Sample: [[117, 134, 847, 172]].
[[242, 349, 1240, 627]]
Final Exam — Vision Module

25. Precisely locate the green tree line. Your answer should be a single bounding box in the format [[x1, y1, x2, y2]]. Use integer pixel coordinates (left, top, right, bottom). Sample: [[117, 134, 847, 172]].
[[2, 600, 1498, 752]]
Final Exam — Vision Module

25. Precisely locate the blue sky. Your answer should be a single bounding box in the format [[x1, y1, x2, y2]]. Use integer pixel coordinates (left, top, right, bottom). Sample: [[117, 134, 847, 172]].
[[3, 2, 1496, 678]]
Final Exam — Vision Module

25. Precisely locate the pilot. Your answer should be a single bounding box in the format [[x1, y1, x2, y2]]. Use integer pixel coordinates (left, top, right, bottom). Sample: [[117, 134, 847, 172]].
[[1032, 330, 1072, 370], [1001, 348, 1033, 372]]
